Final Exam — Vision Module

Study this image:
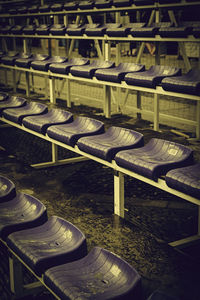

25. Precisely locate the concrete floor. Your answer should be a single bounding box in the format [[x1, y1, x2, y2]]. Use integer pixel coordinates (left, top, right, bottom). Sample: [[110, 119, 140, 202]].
[[0, 90, 200, 299]]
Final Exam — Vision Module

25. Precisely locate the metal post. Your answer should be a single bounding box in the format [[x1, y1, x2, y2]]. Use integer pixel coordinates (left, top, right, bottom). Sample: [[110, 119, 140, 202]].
[[49, 76, 56, 104], [25, 71, 30, 97], [196, 101, 200, 140], [66, 78, 71, 107], [52, 143, 58, 163], [114, 171, 125, 218], [154, 93, 159, 131], [103, 85, 111, 118], [9, 255, 23, 296], [12, 69, 17, 92]]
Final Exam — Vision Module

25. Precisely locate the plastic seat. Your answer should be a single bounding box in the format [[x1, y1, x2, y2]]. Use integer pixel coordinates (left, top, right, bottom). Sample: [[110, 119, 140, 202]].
[[70, 60, 115, 79], [125, 65, 181, 89], [47, 116, 104, 147], [0, 50, 6, 62], [10, 25, 25, 34], [95, 62, 145, 83], [22, 109, 73, 135], [130, 22, 172, 37], [66, 24, 88, 36], [83, 23, 102, 36], [95, 0, 113, 8], [115, 138, 193, 181], [7, 216, 87, 276], [159, 22, 192, 37], [134, 0, 155, 5], [158, 0, 181, 3], [49, 24, 67, 35], [35, 24, 51, 35], [0, 25, 14, 34], [0, 176, 16, 203], [161, 68, 200, 95], [49, 58, 89, 74], [165, 163, 200, 199], [1, 51, 20, 66], [2, 102, 48, 125], [17, 6, 28, 14], [77, 126, 144, 161], [31, 56, 68, 72], [50, 3, 64, 11], [79, 0, 95, 9], [105, 23, 137, 37], [192, 22, 200, 38], [112, 0, 133, 7], [23, 25, 36, 35], [38, 4, 51, 12], [0, 193, 47, 241], [44, 246, 142, 300], [27, 5, 39, 13], [84, 23, 109, 36], [64, 1, 79, 10], [0, 92, 8, 101], [0, 96, 27, 115], [15, 54, 49, 68], [147, 290, 179, 300]]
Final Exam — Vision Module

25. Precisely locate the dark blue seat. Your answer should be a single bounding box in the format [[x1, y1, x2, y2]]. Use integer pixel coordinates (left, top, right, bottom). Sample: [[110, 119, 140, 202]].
[[1, 51, 20, 66], [17, 6, 28, 14], [0, 25, 14, 34], [115, 138, 193, 181], [192, 22, 200, 38], [49, 24, 67, 35], [83, 23, 101, 36], [0, 193, 47, 241], [22, 109, 73, 135], [50, 3, 64, 11], [130, 22, 172, 37], [0, 51, 6, 62], [112, 0, 133, 7], [38, 4, 51, 12], [134, 0, 155, 5], [158, 0, 181, 3], [84, 23, 108, 36], [77, 126, 144, 161], [161, 68, 200, 95], [31, 56, 68, 72], [44, 247, 142, 300], [0, 96, 27, 115], [165, 163, 200, 199], [27, 5, 39, 13], [7, 216, 87, 276], [70, 60, 115, 79], [0, 176, 16, 203], [49, 58, 89, 74], [10, 25, 25, 34], [15, 54, 49, 68], [35, 24, 51, 35], [159, 22, 192, 38], [47, 116, 104, 147], [2, 102, 48, 125], [125, 65, 181, 89], [95, 62, 145, 83], [79, 0, 95, 9], [66, 24, 88, 36], [147, 290, 179, 300], [105, 23, 137, 37], [23, 25, 36, 35], [64, 1, 79, 10], [95, 0, 113, 8], [0, 92, 8, 101]]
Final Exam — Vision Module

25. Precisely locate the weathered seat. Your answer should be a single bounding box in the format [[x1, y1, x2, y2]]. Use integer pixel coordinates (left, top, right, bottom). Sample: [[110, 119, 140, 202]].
[[49, 24, 67, 35], [15, 54, 49, 68], [77, 126, 144, 161], [64, 1, 79, 10], [27, 5, 39, 13], [95, 62, 145, 83], [23, 25, 36, 35], [2, 102, 48, 125], [50, 3, 64, 11], [0, 25, 14, 34], [0, 193, 47, 241], [70, 60, 115, 78], [38, 4, 51, 12], [0, 96, 27, 115], [165, 163, 200, 199], [147, 290, 179, 300], [159, 22, 192, 37], [0, 92, 8, 101], [35, 24, 51, 35], [1, 51, 20, 66], [161, 68, 200, 95], [66, 24, 85, 36], [44, 246, 142, 300], [17, 6, 28, 14], [79, 0, 95, 9], [22, 109, 73, 135], [95, 0, 113, 8], [31, 56, 68, 71], [47, 116, 104, 147], [112, 0, 133, 6], [0, 176, 16, 203], [49, 58, 89, 74], [158, 0, 181, 3], [125, 65, 181, 89], [134, 0, 155, 5], [83, 24, 102, 36], [115, 138, 193, 181], [7, 216, 87, 276], [105, 23, 137, 37], [130, 22, 172, 37], [10, 25, 25, 34]]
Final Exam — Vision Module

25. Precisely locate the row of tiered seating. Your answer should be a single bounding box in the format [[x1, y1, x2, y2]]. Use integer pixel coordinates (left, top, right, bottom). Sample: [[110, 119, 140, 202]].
[[1, 22, 199, 38], [0, 175, 178, 299], [1, 0, 192, 15], [0, 93, 200, 199], [1, 52, 200, 94]]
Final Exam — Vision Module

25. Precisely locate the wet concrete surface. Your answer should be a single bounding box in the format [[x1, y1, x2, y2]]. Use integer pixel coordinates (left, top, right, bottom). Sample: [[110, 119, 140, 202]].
[[0, 93, 200, 300]]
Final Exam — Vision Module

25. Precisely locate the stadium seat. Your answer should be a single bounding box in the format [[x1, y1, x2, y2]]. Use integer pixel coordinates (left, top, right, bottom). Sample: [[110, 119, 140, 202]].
[[70, 60, 115, 78], [0, 96, 27, 115], [49, 57, 89, 74], [0, 176, 16, 203], [31, 56, 68, 71]]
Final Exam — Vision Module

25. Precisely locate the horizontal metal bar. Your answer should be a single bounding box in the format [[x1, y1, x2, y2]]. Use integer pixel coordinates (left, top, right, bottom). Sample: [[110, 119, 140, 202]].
[[168, 234, 200, 249]]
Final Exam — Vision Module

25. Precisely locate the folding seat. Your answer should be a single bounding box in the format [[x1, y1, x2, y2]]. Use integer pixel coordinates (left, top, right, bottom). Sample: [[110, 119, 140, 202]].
[[17, 6, 28, 14], [165, 163, 200, 199], [84, 23, 110, 36], [0, 92, 8, 101], [44, 247, 142, 300], [134, 0, 155, 5], [130, 22, 172, 37], [0, 193, 47, 241], [192, 22, 200, 38], [83, 23, 102, 36], [8, 7, 18, 14], [49, 57, 89, 74], [112, 0, 133, 7], [0, 96, 27, 115], [66, 24, 89, 36], [161, 68, 200, 95], [31, 56, 68, 72], [95, 62, 145, 83], [35, 24, 52, 35], [15, 54, 49, 68], [147, 290, 179, 299], [64, 1, 79, 10], [77, 126, 144, 161], [105, 23, 136, 37], [0, 176, 16, 202], [22, 109, 73, 135], [79, 0, 95, 9], [38, 4, 51, 12], [125, 65, 181, 89], [159, 22, 193, 38], [94, 0, 113, 8], [47, 116, 104, 147], [50, 3, 64, 11], [2, 102, 48, 125], [7, 216, 87, 276], [70, 60, 115, 79], [10, 25, 25, 35], [23, 25, 36, 35], [1, 52, 31, 66], [49, 24, 67, 35], [158, 0, 181, 3], [115, 138, 193, 181], [27, 5, 39, 13], [0, 25, 14, 34]]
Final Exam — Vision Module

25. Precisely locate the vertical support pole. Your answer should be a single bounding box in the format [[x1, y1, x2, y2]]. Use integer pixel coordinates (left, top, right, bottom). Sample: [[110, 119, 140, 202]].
[[136, 91, 141, 120], [49, 76, 56, 104], [103, 85, 111, 118], [25, 71, 30, 97], [196, 101, 200, 140], [23, 39, 29, 54], [52, 143, 58, 163], [154, 93, 159, 131], [114, 171, 125, 218], [53, 15, 59, 56], [68, 15, 81, 58], [116, 42, 120, 66], [66, 78, 71, 107], [12, 69, 17, 92], [64, 15, 69, 57], [104, 41, 110, 61], [9, 255, 24, 296]]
